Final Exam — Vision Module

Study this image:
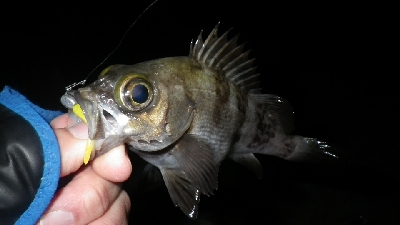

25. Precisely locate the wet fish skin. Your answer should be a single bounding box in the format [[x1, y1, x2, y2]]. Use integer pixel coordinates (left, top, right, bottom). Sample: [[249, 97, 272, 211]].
[[61, 24, 345, 218]]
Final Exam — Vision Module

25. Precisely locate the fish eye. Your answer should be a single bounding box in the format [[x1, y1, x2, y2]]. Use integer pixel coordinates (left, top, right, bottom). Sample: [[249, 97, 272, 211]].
[[114, 74, 154, 111], [131, 84, 149, 104]]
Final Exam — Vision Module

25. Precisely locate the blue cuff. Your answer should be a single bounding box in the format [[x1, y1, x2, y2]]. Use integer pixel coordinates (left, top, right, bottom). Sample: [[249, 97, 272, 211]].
[[0, 86, 63, 225]]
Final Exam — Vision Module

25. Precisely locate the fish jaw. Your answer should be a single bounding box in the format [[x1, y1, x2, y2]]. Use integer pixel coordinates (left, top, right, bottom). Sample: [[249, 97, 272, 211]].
[[71, 87, 102, 140], [62, 88, 127, 155]]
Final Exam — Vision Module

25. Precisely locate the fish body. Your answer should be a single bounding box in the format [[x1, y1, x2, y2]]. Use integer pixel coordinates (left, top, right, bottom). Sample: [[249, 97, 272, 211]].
[[61, 24, 344, 218]]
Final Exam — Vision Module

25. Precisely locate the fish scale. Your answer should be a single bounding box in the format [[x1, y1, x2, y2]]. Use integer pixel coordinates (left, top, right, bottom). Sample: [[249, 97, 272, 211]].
[[61, 24, 347, 219], [188, 86, 241, 160]]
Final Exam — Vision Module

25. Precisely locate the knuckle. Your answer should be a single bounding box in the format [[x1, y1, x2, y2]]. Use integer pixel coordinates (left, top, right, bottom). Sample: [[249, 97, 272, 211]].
[[82, 181, 111, 217], [121, 190, 131, 214]]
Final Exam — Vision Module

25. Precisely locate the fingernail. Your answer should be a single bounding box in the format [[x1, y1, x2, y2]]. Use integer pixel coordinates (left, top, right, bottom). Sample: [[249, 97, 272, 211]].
[[67, 122, 88, 139], [39, 210, 75, 225]]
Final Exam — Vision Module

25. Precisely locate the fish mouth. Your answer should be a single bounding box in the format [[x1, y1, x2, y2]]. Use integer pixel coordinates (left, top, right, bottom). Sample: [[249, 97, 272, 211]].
[[72, 89, 104, 140], [62, 88, 118, 143]]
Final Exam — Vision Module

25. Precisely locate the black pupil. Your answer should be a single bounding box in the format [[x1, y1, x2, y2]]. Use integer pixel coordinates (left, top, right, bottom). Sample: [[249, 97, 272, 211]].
[[132, 84, 149, 103]]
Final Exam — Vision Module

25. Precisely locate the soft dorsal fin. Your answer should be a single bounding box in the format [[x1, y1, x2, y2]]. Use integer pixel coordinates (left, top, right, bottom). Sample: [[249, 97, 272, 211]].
[[189, 23, 259, 93], [250, 94, 295, 134]]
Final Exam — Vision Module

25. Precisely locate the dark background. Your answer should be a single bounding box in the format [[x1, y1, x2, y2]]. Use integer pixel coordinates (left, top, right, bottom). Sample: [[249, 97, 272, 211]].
[[1, 1, 397, 224]]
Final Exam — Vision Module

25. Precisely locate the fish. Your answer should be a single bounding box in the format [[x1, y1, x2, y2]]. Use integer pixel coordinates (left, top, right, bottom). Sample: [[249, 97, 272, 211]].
[[60, 24, 345, 219]]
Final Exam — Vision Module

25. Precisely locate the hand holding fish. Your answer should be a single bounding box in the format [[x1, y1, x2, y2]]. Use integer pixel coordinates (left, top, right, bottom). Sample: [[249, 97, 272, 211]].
[[38, 114, 131, 225]]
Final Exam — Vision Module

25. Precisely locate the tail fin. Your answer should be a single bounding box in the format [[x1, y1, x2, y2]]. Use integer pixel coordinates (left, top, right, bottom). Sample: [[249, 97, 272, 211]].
[[231, 134, 348, 178], [231, 93, 348, 177], [282, 135, 348, 166]]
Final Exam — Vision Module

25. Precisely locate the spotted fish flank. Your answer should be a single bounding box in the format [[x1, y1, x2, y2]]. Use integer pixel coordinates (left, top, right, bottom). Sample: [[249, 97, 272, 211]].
[[61, 24, 346, 218]]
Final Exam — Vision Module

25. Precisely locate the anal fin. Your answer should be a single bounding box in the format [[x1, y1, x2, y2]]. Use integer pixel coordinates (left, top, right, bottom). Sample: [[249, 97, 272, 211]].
[[142, 163, 163, 183], [230, 153, 263, 178]]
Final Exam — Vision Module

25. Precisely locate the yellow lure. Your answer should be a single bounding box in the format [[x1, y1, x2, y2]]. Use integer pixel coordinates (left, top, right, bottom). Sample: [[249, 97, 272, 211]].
[[84, 139, 94, 165], [72, 104, 87, 123], [72, 103, 93, 165]]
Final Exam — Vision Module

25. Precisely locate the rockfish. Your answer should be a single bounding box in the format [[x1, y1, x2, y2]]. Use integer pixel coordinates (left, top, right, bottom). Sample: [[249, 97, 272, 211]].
[[61, 24, 344, 218]]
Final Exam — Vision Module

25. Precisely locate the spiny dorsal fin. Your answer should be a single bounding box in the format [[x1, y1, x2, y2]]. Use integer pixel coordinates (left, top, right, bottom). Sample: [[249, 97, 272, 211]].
[[189, 23, 259, 93]]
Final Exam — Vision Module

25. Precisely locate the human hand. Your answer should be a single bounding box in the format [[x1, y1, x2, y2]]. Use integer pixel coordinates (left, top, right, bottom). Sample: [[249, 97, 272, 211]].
[[38, 114, 132, 225]]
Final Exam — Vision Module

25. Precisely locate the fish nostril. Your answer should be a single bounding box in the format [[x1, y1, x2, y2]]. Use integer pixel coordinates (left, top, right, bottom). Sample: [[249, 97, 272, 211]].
[[102, 109, 117, 124]]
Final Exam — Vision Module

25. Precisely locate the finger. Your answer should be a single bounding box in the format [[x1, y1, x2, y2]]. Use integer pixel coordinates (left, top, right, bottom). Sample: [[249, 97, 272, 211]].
[[52, 114, 131, 178], [53, 128, 87, 176], [39, 166, 122, 225], [66, 122, 88, 139], [92, 145, 132, 182], [52, 114, 89, 139], [50, 114, 74, 129], [89, 190, 131, 225], [52, 113, 90, 176]]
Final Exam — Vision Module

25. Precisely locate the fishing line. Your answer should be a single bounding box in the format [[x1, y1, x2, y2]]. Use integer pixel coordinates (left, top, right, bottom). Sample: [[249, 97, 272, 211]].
[[65, 0, 160, 91]]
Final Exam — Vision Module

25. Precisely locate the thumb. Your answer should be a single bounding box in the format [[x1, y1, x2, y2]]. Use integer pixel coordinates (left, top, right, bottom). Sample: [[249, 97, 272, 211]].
[[66, 122, 88, 139], [51, 114, 89, 176], [52, 128, 87, 177]]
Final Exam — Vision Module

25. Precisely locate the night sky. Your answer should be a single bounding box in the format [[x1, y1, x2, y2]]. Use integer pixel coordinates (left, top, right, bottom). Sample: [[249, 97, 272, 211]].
[[1, 1, 397, 224]]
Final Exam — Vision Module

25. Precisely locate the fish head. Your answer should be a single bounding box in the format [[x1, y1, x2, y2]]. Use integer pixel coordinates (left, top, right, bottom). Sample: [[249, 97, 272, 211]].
[[63, 59, 196, 156]]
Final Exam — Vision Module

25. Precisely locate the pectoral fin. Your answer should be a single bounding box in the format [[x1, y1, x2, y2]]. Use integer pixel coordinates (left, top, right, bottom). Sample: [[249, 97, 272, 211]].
[[172, 134, 219, 196], [159, 134, 219, 218], [160, 168, 200, 219]]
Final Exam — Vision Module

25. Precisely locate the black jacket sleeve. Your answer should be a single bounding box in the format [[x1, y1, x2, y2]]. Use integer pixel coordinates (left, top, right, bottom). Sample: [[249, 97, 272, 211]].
[[0, 104, 44, 225]]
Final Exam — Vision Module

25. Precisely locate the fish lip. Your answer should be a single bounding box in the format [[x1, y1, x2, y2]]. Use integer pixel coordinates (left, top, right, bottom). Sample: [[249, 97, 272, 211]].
[[72, 89, 103, 140]]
